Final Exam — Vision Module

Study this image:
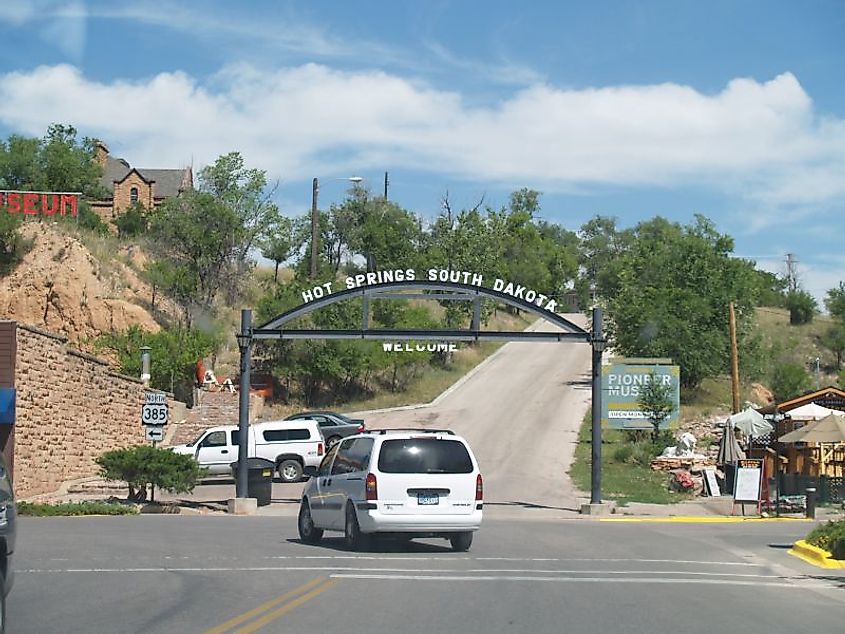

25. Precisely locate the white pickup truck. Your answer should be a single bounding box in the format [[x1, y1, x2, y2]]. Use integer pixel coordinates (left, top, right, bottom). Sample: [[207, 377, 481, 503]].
[[171, 419, 325, 483]]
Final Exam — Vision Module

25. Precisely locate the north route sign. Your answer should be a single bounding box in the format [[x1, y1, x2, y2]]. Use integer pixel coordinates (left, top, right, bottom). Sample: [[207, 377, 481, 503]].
[[601, 362, 680, 429]]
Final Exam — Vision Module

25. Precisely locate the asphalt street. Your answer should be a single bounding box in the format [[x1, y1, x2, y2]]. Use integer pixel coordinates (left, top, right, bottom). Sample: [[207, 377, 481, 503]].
[[11, 514, 845, 634]]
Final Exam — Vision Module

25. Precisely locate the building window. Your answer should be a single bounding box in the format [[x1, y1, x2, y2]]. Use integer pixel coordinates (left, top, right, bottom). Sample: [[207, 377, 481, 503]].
[[130, 187, 139, 204]]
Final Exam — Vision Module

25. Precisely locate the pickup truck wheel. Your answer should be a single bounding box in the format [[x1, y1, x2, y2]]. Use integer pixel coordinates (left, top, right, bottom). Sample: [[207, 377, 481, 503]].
[[298, 500, 323, 544], [450, 532, 473, 552], [278, 459, 303, 483]]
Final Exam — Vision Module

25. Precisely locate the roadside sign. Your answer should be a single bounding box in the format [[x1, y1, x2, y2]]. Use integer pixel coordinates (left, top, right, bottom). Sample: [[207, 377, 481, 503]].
[[145, 426, 165, 442], [601, 363, 680, 429], [144, 392, 166, 405], [141, 393, 168, 426]]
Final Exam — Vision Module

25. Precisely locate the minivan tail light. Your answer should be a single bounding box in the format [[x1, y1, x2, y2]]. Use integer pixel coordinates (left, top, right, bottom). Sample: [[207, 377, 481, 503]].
[[318, 442, 324, 456], [476, 474, 483, 501], [366, 473, 378, 501]]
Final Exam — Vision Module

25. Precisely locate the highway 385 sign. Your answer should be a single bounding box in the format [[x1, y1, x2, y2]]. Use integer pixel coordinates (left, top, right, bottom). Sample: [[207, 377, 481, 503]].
[[601, 362, 680, 429], [141, 392, 168, 426]]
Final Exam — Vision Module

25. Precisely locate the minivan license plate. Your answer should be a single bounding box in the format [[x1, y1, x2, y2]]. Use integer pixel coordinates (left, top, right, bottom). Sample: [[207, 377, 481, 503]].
[[418, 493, 439, 505]]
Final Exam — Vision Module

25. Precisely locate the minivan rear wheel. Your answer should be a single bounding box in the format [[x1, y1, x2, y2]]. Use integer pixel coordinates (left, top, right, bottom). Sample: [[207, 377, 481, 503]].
[[344, 504, 369, 551], [450, 532, 473, 552], [298, 500, 323, 544]]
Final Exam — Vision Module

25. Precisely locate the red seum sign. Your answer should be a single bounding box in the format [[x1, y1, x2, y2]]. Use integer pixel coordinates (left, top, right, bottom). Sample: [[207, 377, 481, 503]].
[[0, 190, 79, 217]]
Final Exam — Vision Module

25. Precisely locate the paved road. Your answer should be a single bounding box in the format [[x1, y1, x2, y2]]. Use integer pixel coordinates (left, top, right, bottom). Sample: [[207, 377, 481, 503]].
[[363, 315, 593, 511], [11, 514, 845, 634]]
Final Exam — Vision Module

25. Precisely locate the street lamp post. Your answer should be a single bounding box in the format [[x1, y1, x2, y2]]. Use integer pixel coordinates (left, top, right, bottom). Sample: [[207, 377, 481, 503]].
[[235, 309, 252, 499], [310, 176, 364, 279], [590, 308, 606, 505], [140, 346, 151, 387]]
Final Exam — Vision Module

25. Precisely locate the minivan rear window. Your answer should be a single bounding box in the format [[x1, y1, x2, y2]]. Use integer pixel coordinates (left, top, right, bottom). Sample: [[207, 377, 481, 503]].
[[377, 438, 473, 474]]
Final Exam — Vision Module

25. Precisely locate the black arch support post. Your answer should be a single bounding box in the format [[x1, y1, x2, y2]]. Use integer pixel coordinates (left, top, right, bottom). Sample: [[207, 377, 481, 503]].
[[590, 308, 603, 504], [236, 309, 252, 498]]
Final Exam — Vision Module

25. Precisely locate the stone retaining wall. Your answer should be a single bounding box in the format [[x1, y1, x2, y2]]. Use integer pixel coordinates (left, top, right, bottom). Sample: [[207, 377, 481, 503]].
[[14, 324, 149, 497]]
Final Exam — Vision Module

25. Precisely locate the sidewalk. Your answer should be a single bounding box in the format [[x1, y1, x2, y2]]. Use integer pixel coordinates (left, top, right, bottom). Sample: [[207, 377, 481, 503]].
[[28, 476, 845, 522]]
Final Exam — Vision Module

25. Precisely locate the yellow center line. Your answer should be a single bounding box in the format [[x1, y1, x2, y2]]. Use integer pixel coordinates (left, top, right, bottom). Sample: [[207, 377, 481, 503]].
[[235, 578, 341, 634], [204, 576, 326, 634]]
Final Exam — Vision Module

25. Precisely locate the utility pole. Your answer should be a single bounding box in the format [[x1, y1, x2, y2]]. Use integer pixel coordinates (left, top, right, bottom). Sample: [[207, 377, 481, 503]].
[[384, 171, 389, 200], [729, 302, 740, 414], [785, 253, 798, 292], [310, 177, 319, 280]]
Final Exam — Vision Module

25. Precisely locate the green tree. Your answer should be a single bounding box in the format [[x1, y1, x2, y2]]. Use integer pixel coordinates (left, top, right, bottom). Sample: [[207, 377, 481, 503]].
[[601, 215, 761, 389], [198, 152, 282, 301], [786, 289, 817, 325], [637, 372, 675, 443], [146, 190, 240, 318], [825, 282, 845, 321], [96, 325, 219, 404], [113, 202, 148, 239], [260, 216, 297, 282], [770, 362, 812, 401], [0, 212, 26, 275], [96, 445, 204, 502], [821, 323, 845, 371], [576, 215, 632, 305]]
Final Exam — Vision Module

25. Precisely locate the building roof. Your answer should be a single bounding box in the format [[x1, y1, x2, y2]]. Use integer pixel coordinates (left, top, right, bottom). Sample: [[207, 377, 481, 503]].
[[757, 386, 845, 415], [98, 155, 191, 199]]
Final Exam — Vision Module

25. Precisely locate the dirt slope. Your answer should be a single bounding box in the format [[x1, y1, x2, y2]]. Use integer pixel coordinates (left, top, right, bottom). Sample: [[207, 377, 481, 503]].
[[0, 223, 170, 346]]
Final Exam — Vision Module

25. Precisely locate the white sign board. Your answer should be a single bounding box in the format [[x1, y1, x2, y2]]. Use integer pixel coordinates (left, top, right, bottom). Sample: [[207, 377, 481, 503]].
[[144, 392, 166, 405], [704, 468, 721, 497], [733, 460, 762, 502], [145, 426, 165, 442], [141, 401, 168, 426]]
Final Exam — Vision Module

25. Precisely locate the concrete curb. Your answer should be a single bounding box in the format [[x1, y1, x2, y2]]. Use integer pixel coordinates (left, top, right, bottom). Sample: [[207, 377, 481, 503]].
[[788, 539, 845, 569], [601, 516, 812, 523], [351, 318, 545, 416]]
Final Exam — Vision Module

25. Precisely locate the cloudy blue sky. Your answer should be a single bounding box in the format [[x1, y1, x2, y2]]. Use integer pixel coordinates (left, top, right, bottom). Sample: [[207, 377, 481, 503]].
[[1, 1, 844, 303]]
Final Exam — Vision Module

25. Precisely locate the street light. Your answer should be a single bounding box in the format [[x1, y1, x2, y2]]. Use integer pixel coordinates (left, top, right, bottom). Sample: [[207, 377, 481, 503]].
[[235, 309, 253, 499], [140, 346, 151, 387], [310, 176, 364, 279]]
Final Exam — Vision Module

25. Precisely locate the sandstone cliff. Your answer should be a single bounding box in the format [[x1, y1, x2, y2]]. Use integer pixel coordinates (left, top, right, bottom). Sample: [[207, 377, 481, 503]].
[[0, 222, 174, 347]]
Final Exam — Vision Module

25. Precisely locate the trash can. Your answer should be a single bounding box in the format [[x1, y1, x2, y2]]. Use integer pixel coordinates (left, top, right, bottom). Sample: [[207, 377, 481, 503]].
[[230, 458, 274, 506]]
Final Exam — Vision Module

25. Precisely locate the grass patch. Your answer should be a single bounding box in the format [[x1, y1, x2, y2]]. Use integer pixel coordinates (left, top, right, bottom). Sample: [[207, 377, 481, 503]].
[[17, 501, 139, 516], [569, 411, 693, 505]]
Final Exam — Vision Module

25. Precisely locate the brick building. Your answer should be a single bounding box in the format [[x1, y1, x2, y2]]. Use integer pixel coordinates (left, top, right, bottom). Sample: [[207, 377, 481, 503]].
[[90, 141, 192, 220]]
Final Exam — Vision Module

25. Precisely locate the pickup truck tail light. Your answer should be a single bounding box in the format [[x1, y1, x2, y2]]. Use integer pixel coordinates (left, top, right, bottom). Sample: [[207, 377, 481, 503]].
[[476, 474, 483, 501], [366, 473, 378, 501], [318, 442, 324, 456]]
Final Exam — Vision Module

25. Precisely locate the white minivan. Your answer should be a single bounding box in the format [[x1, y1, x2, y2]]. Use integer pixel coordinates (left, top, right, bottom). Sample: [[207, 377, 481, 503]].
[[298, 429, 482, 551]]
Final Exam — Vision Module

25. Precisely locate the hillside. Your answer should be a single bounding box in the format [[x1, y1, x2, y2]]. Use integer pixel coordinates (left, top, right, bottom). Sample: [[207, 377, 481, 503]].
[[0, 223, 175, 348]]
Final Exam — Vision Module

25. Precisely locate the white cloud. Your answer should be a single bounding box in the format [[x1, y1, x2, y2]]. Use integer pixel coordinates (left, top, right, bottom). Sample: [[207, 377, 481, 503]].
[[0, 63, 843, 216]]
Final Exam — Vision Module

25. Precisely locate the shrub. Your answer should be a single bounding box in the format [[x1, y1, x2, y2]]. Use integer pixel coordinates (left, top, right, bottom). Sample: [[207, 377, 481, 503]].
[[770, 363, 812, 401], [786, 289, 817, 325], [17, 501, 139, 516], [96, 445, 204, 501], [612, 445, 634, 464], [805, 519, 845, 558]]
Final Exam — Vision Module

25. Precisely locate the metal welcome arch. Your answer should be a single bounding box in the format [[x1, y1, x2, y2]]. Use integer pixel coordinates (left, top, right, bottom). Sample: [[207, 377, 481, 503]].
[[233, 280, 606, 510]]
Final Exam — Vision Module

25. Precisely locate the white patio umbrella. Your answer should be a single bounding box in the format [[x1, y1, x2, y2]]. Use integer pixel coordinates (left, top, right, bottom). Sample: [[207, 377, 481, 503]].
[[787, 403, 838, 421], [728, 408, 773, 438]]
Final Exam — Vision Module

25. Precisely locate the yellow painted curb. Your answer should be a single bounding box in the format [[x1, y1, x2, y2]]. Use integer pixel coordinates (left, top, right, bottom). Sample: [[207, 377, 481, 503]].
[[600, 516, 810, 523], [788, 539, 845, 569]]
